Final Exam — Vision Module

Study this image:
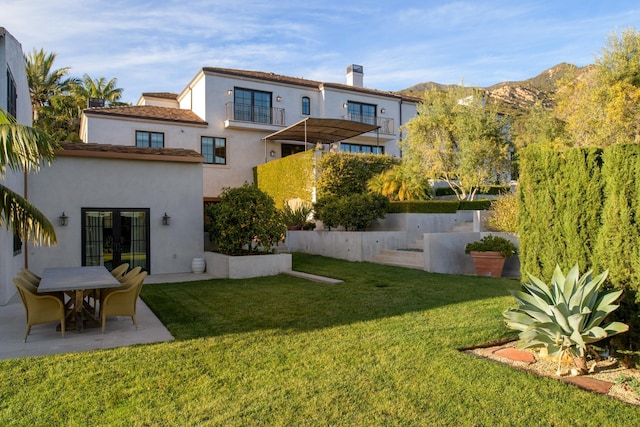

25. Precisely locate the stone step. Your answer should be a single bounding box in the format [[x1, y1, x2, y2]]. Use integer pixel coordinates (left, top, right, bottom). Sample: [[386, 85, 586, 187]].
[[450, 222, 473, 232], [372, 249, 424, 269]]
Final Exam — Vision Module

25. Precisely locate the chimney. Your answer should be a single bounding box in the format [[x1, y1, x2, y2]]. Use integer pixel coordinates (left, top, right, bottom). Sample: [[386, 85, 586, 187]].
[[346, 64, 363, 87]]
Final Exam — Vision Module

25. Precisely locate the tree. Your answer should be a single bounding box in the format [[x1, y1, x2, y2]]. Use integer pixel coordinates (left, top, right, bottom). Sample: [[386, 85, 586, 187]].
[[555, 28, 640, 147], [71, 74, 125, 107], [24, 48, 77, 121], [511, 102, 568, 150], [0, 109, 58, 245], [400, 86, 510, 200]]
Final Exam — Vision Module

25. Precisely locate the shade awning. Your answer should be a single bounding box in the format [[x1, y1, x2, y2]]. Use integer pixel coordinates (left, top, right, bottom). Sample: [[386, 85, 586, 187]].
[[261, 118, 379, 145]]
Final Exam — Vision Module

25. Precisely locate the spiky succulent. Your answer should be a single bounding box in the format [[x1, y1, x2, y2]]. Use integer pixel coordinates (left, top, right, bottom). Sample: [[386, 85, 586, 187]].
[[503, 264, 628, 372]]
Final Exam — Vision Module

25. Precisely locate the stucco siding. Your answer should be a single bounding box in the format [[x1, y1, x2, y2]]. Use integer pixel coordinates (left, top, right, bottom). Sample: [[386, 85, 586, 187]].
[[27, 156, 204, 275]]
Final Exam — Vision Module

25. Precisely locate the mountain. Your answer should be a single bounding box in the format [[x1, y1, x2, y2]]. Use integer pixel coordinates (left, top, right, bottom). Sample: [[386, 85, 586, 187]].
[[400, 63, 592, 115]]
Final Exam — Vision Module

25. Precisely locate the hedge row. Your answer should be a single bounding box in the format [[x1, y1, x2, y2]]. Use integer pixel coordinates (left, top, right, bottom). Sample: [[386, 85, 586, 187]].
[[388, 199, 492, 213], [254, 150, 315, 209], [434, 185, 510, 197]]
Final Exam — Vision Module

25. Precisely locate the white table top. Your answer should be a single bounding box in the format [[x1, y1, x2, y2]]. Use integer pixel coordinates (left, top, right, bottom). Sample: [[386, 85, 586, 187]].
[[38, 266, 120, 293]]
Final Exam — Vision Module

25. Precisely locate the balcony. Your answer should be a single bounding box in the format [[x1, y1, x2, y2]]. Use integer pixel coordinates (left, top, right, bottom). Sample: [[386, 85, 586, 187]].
[[341, 113, 395, 135], [225, 102, 286, 131]]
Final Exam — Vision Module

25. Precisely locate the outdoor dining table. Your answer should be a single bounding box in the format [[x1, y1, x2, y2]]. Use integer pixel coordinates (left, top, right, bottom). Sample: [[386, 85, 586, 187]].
[[38, 266, 120, 332]]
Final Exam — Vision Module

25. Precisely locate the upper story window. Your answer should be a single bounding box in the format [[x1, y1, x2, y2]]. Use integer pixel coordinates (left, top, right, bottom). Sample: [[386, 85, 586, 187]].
[[347, 101, 376, 125], [201, 136, 227, 165], [340, 142, 384, 155], [6, 67, 17, 118], [234, 88, 272, 124], [301, 96, 310, 115], [136, 130, 164, 147]]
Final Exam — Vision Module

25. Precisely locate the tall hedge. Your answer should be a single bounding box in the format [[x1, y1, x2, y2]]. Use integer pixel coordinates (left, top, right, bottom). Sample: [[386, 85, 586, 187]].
[[518, 144, 604, 281], [594, 144, 640, 289], [316, 152, 399, 198], [254, 150, 315, 209]]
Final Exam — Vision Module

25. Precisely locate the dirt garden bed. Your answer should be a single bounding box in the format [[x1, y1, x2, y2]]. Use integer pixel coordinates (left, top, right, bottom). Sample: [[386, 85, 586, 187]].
[[462, 339, 640, 406]]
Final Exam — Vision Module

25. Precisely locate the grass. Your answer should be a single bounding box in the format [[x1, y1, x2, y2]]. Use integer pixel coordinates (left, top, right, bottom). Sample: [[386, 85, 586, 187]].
[[1, 253, 638, 425]]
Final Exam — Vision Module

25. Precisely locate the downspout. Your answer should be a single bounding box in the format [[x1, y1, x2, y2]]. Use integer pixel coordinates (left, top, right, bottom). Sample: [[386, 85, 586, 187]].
[[23, 171, 29, 269]]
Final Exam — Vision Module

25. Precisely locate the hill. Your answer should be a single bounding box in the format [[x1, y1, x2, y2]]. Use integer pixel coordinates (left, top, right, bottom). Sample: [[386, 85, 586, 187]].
[[400, 63, 592, 115]]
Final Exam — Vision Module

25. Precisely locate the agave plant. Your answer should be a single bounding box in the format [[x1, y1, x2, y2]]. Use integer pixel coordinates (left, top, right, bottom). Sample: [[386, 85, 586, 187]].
[[503, 264, 628, 375]]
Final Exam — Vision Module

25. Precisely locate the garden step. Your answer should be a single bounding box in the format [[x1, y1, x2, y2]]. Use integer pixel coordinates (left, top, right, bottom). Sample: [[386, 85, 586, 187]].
[[450, 222, 473, 232], [372, 250, 424, 269]]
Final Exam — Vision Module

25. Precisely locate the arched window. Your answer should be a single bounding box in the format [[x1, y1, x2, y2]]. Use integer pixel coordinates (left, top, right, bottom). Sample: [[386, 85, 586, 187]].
[[301, 96, 310, 115]]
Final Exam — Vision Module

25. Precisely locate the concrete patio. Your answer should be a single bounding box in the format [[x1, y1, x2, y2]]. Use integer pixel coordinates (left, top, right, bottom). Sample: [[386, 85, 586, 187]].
[[0, 272, 215, 361]]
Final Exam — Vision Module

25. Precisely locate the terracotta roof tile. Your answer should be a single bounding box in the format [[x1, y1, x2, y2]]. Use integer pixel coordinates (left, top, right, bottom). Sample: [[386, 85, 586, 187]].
[[56, 142, 203, 163], [83, 105, 207, 125]]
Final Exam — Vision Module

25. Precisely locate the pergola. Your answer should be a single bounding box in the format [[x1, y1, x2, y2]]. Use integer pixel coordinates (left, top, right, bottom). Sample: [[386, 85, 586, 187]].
[[261, 117, 380, 159]]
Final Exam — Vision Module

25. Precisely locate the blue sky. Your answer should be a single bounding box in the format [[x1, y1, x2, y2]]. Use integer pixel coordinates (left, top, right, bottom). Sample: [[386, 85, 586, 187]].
[[4, 0, 640, 104]]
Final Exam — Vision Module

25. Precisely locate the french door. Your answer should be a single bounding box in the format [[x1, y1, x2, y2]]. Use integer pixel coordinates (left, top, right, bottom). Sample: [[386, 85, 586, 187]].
[[82, 208, 150, 272]]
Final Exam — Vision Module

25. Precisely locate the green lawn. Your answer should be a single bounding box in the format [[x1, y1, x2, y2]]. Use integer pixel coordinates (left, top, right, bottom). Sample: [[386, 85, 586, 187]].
[[1, 253, 637, 425]]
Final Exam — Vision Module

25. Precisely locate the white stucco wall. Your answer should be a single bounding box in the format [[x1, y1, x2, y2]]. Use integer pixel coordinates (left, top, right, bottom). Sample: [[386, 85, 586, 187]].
[[0, 28, 34, 305], [27, 155, 204, 276]]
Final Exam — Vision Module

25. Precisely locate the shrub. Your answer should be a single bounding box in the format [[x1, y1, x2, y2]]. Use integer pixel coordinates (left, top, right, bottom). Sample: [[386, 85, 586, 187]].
[[503, 264, 628, 375], [487, 193, 518, 234], [315, 192, 389, 231], [206, 184, 286, 255], [280, 200, 313, 229], [464, 235, 518, 258]]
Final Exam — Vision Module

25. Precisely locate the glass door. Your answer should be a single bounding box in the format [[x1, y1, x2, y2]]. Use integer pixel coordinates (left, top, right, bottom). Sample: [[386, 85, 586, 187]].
[[82, 208, 150, 272]]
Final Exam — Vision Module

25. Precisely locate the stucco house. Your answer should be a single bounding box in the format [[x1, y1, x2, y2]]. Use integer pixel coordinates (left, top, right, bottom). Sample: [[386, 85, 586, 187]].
[[2, 26, 421, 305], [80, 65, 420, 202], [0, 29, 205, 305]]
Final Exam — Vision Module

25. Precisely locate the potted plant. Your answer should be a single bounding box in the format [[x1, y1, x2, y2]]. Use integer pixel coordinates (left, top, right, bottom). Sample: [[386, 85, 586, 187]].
[[281, 202, 312, 230], [465, 234, 518, 277]]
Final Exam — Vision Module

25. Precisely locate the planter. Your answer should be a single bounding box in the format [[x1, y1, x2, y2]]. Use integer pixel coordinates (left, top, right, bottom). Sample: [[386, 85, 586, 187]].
[[204, 252, 292, 279], [469, 251, 506, 277], [191, 257, 206, 274]]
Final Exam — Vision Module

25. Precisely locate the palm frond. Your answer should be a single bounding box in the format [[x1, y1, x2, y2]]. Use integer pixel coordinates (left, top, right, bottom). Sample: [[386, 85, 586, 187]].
[[0, 183, 56, 246]]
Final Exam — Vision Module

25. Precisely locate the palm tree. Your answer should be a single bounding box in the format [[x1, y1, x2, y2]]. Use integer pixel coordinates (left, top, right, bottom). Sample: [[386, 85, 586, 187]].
[[0, 108, 59, 245], [24, 48, 77, 120], [72, 74, 125, 107]]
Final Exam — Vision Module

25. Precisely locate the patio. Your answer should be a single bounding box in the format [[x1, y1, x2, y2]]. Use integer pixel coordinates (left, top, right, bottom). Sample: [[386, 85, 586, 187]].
[[0, 272, 214, 360]]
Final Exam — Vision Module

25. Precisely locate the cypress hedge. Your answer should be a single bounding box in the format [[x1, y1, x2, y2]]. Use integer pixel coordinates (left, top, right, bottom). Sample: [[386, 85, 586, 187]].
[[255, 150, 315, 209]]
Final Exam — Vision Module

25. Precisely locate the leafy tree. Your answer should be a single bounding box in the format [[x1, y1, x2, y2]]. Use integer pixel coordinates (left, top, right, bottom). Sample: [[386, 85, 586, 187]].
[[555, 28, 640, 147], [511, 102, 568, 150], [35, 94, 84, 142], [0, 109, 58, 245], [24, 48, 77, 121], [401, 86, 510, 200]]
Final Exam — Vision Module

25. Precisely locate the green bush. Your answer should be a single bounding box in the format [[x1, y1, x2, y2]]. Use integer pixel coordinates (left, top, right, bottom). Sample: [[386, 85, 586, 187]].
[[434, 185, 509, 197], [206, 184, 286, 255], [315, 193, 389, 231], [458, 199, 492, 210], [487, 193, 518, 234], [464, 235, 518, 258], [387, 200, 491, 213]]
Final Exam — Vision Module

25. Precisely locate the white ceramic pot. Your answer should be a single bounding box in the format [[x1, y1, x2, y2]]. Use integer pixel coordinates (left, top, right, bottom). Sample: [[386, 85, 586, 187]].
[[191, 257, 206, 274]]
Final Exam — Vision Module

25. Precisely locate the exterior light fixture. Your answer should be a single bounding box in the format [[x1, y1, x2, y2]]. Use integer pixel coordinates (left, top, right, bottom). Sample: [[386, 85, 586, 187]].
[[58, 212, 68, 226], [343, 102, 348, 109], [269, 150, 276, 157], [380, 108, 386, 114], [276, 96, 282, 102], [162, 212, 171, 226], [227, 89, 233, 96]]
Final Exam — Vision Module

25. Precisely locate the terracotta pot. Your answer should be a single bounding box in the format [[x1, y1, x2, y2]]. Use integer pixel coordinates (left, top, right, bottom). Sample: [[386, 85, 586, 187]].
[[469, 251, 506, 277]]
